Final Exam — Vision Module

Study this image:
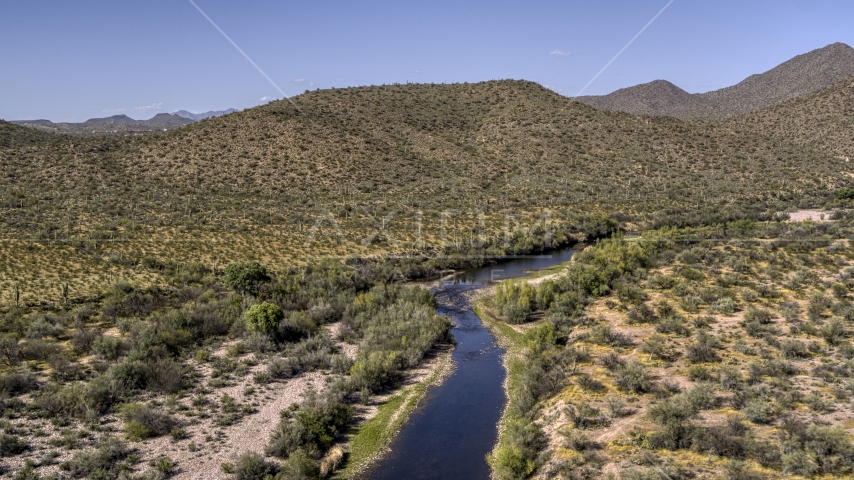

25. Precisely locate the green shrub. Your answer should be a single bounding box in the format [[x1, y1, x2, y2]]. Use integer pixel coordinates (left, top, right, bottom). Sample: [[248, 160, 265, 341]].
[[91, 335, 125, 361], [223, 262, 270, 297], [245, 303, 284, 336], [119, 404, 178, 440], [276, 448, 320, 480], [655, 315, 691, 336], [488, 418, 545, 480], [640, 334, 670, 360], [266, 390, 351, 458], [560, 428, 594, 451], [687, 365, 713, 382], [0, 368, 38, 397], [743, 307, 773, 324], [143, 357, 185, 394], [626, 304, 657, 324], [586, 324, 633, 347], [686, 342, 719, 363], [741, 399, 776, 425], [230, 451, 279, 480], [780, 339, 808, 358], [613, 361, 652, 393], [820, 318, 846, 346], [709, 297, 738, 315], [0, 433, 28, 455], [718, 365, 743, 391], [149, 454, 175, 476], [61, 437, 133, 478]]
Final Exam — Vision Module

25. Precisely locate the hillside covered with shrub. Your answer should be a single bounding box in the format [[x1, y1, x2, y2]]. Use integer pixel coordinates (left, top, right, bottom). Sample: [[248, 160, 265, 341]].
[[482, 215, 854, 479]]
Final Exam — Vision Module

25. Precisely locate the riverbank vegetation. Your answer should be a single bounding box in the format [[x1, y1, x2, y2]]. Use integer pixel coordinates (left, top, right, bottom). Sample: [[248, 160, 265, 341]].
[[0, 257, 452, 478], [481, 213, 854, 479]]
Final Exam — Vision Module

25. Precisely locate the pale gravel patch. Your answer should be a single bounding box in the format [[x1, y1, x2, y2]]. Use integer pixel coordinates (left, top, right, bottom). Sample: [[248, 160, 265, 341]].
[[143, 371, 326, 480], [326, 321, 358, 360], [788, 209, 833, 222]]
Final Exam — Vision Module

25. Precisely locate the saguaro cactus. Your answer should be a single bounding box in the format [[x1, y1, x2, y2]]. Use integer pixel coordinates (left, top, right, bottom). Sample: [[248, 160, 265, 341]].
[[62, 282, 69, 305], [13, 285, 19, 307]]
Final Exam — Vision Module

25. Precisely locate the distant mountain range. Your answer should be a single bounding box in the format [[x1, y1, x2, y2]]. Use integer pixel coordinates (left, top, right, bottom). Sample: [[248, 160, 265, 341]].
[[577, 42, 854, 120], [10, 108, 238, 134], [171, 109, 239, 121]]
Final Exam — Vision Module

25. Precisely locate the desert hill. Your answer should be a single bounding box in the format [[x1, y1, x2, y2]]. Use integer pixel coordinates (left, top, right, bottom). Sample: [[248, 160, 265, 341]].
[[578, 42, 854, 120], [723, 74, 854, 160], [0, 80, 846, 239]]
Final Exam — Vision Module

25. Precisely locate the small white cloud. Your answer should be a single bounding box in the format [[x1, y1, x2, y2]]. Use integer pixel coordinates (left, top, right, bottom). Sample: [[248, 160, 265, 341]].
[[259, 96, 276, 102], [411, 69, 428, 75], [549, 49, 572, 57], [293, 78, 315, 87], [133, 102, 164, 112]]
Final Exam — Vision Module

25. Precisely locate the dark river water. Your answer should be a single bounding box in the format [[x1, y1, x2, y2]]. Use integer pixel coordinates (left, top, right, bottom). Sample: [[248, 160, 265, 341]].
[[363, 249, 576, 480]]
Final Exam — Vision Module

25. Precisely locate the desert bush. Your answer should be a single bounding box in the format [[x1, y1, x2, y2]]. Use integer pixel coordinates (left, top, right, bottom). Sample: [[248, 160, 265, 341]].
[[277, 311, 318, 343], [25, 314, 65, 339], [70, 328, 98, 354], [626, 304, 657, 324], [700, 418, 749, 459], [808, 294, 833, 321], [655, 315, 691, 336], [0, 336, 21, 365], [599, 352, 624, 371], [245, 303, 284, 336], [780, 339, 808, 358], [605, 396, 629, 418], [640, 334, 670, 360], [820, 318, 846, 345], [243, 332, 276, 353], [565, 401, 609, 429], [687, 365, 713, 382], [291, 334, 337, 371], [613, 361, 652, 393], [575, 373, 606, 393], [741, 399, 776, 424], [718, 365, 743, 391], [586, 324, 633, 347], [142, 357, 185, 394], [229, 451, 279, 480], [277, 448, 320, 480], [0, 368, 38, 396], [267, 357, 299, 380], [489, 417, 546, 480], [223, 262, 270, 297], [832, 282, 849, 299], [319, 444, 344, 477], [0, 433, 28, 455], [709, 297, 738, 315], [266, 389, 351, 458], [686, 343, 720, 363], [560, 428, 595, 451], [495, 282, 536, 324], [188, 302, 231, 339], [120, 403, 178, 440], [91, 335, 126, 360], [743, 307, 774, 324], [19, 339, 59, 361], [61, 436, 133, 478]]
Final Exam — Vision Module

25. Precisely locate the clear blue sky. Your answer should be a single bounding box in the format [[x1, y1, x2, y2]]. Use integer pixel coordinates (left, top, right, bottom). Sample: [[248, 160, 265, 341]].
[[2, 0, 852, 122]]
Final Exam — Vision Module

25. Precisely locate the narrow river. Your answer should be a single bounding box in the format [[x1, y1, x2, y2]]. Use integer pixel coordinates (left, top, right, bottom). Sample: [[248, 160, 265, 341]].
[[363, 250, 576, 480]]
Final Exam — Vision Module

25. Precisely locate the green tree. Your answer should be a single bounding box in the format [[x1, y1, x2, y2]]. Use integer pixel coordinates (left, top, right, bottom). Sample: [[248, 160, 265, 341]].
[[223, 262, 270, 296], [245, 303, 284, 336]]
